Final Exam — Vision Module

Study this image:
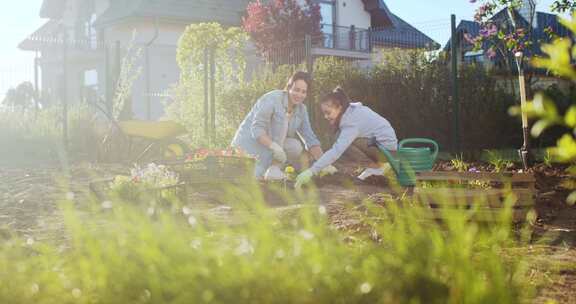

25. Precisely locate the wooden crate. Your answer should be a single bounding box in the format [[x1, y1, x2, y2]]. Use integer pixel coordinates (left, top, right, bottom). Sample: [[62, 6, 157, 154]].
[[413, 171, 536, 222]]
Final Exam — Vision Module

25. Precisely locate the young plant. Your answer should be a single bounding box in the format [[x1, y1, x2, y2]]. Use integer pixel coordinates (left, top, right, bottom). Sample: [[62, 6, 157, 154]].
[[485, 150, 514, 173], [451, 154, 470, 172]]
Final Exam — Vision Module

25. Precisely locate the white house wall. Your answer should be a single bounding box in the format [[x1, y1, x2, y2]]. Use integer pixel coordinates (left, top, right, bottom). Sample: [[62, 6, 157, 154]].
[[335, 0, 371, 29]]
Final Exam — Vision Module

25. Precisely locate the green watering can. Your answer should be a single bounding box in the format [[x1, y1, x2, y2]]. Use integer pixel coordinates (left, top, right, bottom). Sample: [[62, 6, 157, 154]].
[[378, 138, 439, 187]]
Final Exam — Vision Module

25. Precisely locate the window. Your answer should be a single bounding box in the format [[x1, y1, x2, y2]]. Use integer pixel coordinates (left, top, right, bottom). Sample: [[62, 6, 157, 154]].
[[75, 0, 98, 48], [83, 69, 99, 103], [316, 0, 336, 48], [85, 13, 98, 48]]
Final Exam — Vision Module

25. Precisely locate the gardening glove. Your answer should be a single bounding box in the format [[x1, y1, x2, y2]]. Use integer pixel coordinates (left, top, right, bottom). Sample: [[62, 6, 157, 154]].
[[269, 142, 287, 163], [357, 163, 392, 181], [319, 165, 338, 176], [295, 169, 314, 189], [357, 168, 385, 181], [264, 165, 286, 181]]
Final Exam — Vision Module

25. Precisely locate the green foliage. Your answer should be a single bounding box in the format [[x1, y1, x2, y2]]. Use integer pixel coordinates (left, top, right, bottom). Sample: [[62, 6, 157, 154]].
[[451, 154, 470, 172], [0, 183, 531, 303], [319, 49, 519, 150], [2, 81, 37, 112], [110, 163, 181, 203], [485, 150, 514, 172], [551, 0, 576, 13], [516, 13, 576, 204], [112, 39, 142, 121], [177, 23, 248, 83], [203, 48, 521, 151], [165, 23, 249, 148]]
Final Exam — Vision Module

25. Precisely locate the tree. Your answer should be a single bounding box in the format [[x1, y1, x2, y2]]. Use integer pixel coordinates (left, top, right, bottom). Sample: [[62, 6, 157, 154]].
[[551, 0, 576, 13], [467, 0, 540, 169], [466, 1, 538, 72], [2, 81, 37, 112], [169, 23, 249, 147], [243, 0, 322, 62]]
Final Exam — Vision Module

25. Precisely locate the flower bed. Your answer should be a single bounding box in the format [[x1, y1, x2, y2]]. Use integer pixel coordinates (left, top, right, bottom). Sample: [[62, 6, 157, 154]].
[[91, 163, 186, 206]]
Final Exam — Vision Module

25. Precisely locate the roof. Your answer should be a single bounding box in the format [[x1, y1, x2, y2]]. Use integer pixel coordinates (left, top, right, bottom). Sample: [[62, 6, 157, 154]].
[[18, 20, 61, 50], [94, 0, 251, 27], [371, 13, 439, 49], [362, 0, 395, 27], [443, 20, 481, 51]]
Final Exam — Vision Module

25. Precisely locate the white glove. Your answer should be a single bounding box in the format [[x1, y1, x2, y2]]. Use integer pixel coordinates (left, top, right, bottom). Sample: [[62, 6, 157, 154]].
[[264, 165, 286, 181], [269, 142, 287, 163], [319, 165, 338, 176]]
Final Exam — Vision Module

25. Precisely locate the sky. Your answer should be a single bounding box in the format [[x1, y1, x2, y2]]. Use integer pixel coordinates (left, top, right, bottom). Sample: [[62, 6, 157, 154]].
[[0, 0, 563, 98]]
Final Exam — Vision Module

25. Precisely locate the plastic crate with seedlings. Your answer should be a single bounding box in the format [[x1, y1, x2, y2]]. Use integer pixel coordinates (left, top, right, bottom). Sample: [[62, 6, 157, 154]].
[[165, 150, 256, 184], [89, 163, 187, 206]]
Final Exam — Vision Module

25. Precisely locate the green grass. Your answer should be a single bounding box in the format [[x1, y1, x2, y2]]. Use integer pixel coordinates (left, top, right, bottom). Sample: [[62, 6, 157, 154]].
[[0, 181, 534, 303]]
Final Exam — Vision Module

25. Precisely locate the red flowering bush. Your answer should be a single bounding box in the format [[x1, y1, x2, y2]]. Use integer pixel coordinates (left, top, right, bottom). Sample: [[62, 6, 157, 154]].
[[243, 0, 322, 58]]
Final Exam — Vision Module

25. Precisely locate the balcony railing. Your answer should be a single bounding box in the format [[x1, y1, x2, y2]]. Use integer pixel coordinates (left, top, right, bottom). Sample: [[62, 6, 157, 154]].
[[314, 24, 371, 53]]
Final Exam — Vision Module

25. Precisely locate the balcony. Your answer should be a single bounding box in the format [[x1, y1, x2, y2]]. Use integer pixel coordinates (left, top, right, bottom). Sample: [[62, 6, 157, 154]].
[[311, 24, 372, 60]]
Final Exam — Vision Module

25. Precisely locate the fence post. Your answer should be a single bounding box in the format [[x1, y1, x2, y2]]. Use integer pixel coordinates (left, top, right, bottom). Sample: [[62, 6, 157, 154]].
[[34, 51, 40, 114], [62, 33, 69, 153], [450, 14, 460, 153], [203, 47, 209, 141], [350, 25, 356, 50], [104, 42, 111, 116], [114, 40, 121, 117], [145, 46, 151, 120], [305, 34, 316, 125], [209, 46, 216, 146]]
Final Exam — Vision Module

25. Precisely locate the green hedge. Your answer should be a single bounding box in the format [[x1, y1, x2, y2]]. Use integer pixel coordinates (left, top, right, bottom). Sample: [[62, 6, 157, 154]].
[[166, 49, 572, 152]]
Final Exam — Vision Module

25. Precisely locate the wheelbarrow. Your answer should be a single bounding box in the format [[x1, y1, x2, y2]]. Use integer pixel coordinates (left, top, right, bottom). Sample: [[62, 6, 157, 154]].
[[378, 138, 439, 187], [119, 120, 190, 162], [100, 120, 190, 163]]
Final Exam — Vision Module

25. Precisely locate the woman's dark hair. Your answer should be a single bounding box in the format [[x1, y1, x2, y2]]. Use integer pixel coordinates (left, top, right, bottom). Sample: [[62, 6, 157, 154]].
[[284, 71, 312, 91], [321, 86, 351, 129], [321, 86, 350, 110]]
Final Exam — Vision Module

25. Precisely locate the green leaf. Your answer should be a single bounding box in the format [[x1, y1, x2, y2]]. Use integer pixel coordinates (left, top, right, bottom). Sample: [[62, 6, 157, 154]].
[[567, 165, 576, 176], [565, 106, 576, 128], [559, 14, 576, 35], [567, 191, 576, 206], [532, 93, 559, 120], [550, 134, 576, 162], [531, 120, 552, 137], [532, 38, 576, 79]]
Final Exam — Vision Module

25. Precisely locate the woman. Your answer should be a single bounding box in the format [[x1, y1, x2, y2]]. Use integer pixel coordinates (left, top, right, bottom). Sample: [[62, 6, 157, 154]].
[[231, 71, 331, 180], [295, 87, 398, 188]]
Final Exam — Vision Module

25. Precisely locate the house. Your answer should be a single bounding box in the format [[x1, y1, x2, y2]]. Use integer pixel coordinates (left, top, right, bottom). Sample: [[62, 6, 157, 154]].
[[444, 0, 572, 71], [20, 0, 437, 120]]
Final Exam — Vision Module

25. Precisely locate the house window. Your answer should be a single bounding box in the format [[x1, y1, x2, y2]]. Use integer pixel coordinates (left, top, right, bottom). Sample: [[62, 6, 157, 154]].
[[85, 13, 98, 48], [83, 69, 99, 103], [75, 0, 98, 48], [316, 0, 336, 48]]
